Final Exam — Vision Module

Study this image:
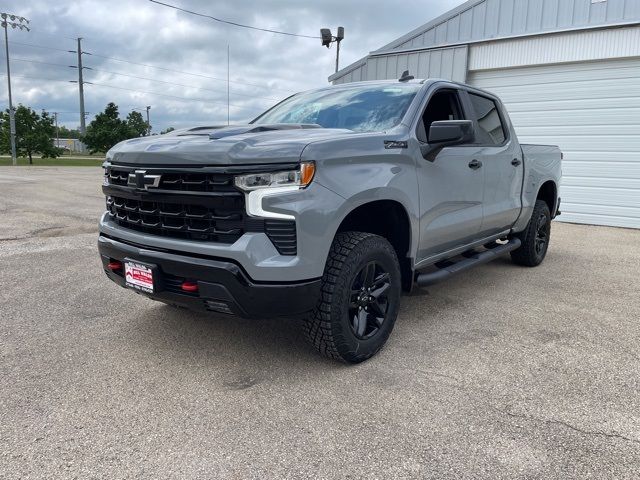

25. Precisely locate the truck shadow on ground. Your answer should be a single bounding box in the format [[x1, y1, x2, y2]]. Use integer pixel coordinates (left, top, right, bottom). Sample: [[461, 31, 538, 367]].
[[125, 254, 533, 374]]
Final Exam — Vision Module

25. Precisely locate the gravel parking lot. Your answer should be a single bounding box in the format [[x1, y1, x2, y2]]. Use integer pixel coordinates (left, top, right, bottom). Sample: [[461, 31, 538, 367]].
[[1, 167, 639, 479]]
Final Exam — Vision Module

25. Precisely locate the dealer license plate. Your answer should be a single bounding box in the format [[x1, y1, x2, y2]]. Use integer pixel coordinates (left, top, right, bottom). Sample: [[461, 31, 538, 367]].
[[124, 260, 155, 293]]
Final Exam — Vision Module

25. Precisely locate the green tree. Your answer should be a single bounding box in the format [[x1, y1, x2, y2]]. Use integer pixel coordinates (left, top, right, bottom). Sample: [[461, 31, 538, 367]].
[[81, 103, 131, 153], [81, 103, 152, 153], [57, 125, 81, 139], [160, 126, 175, 135], [126, 111, 149, 137], [0, 105, 60, 164]]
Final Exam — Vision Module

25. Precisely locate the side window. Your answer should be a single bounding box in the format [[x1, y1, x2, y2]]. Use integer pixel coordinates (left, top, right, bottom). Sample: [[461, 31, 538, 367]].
[[468, 93, 506, 145], [421, 89, 464, 133]]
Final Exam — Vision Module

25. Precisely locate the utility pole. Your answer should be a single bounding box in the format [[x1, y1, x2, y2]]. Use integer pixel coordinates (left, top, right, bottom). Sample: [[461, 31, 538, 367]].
[[53, 112, 59, 148], [145, 105, 151, 135], [1, 12, 30, 166], [76, 38, 86, 135], [69, 38, 92, 150]]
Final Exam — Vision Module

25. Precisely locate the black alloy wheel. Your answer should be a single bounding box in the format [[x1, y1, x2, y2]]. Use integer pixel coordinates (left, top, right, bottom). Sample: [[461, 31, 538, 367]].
[[348, 261, 391, 340], [534, 212, 550, 256], [511, 199, 552, 267], [303, 232, 401, 363]]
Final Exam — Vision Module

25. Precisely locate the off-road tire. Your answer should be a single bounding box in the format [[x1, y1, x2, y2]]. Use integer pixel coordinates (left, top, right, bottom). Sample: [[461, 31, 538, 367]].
[[303, 232, 402, 363], [511, 199, 551, 267]]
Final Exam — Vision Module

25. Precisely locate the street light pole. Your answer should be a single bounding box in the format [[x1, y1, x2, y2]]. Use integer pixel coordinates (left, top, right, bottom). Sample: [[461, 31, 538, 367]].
[[320, 27, 345, 75], [334, 26, 344, 74], [1, 12, 30, 166], [145, 105, 151, 135]]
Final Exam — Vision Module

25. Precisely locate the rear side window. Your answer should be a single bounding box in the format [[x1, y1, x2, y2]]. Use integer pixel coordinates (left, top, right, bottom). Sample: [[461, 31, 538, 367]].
[[468, 93, 506, 145]]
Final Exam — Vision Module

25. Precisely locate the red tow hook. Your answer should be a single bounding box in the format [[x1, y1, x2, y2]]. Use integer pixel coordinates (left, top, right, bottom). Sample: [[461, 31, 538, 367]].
[[107, 260, 122, 271], [181, 281, 199, 293]]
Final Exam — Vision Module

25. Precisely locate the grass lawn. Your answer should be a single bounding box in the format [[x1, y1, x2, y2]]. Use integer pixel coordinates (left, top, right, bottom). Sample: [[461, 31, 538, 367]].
[[0, 156, 105, 167]]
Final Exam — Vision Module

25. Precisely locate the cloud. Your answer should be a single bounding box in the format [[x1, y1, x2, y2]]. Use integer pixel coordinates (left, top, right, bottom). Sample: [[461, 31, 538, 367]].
[[0, 0, 461, 131]]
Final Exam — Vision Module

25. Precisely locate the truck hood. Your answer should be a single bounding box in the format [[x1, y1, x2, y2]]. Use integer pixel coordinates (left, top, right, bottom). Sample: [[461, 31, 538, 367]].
[[107, 124, 355, 166]]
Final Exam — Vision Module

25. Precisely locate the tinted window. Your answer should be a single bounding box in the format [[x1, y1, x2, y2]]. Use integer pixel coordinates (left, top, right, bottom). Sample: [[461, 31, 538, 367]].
[[468, 93, 506, 145], [252, 84, 421, 133]]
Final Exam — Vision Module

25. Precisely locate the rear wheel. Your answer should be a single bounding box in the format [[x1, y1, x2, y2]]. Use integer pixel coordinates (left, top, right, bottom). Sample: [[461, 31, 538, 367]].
[[303, 232, 401, 363], [511, 199, 551, 267]]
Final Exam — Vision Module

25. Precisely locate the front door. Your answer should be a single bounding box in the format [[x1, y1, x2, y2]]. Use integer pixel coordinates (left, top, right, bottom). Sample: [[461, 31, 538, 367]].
[[414, 88, 485, 262]]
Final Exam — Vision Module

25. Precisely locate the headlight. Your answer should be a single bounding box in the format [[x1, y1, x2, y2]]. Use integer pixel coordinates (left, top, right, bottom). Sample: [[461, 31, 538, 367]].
[[234, 162, 315, 191]]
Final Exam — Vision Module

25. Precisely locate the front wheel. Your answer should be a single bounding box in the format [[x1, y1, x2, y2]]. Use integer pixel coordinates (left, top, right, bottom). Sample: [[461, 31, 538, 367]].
[[511, 199, 551, 267], [303, 232, 402, 363]]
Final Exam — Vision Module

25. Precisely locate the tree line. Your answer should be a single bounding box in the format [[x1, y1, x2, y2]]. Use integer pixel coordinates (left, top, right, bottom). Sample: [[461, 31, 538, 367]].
[[0, 103, 175, 163]]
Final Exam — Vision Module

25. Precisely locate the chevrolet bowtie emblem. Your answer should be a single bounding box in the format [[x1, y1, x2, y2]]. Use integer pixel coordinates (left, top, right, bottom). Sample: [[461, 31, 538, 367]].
[[127, 170, 161, 190]]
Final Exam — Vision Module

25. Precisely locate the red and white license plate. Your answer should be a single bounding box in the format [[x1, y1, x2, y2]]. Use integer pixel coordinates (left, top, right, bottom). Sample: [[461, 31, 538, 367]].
[[124, 261, 154, 293]]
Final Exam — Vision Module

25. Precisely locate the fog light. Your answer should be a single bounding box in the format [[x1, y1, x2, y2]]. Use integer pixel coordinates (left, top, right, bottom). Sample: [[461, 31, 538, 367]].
[[108, 260, 122, 271], [181, 281, 199, 293]]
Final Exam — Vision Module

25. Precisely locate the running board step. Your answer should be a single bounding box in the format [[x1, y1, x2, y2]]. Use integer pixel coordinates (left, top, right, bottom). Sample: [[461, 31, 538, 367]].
[[415, 238, 522, 287]]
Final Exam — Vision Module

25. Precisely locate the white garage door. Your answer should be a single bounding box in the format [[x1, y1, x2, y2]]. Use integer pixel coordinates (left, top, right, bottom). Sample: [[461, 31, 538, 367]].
[[469, 58, 640, 229]]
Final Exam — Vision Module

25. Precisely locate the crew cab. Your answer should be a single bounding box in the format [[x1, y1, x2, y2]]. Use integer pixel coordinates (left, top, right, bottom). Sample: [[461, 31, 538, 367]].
[[99, 75, 561, 363]]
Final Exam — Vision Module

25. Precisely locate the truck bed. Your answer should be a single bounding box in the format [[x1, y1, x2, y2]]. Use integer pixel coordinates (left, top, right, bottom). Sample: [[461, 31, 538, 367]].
[[521, 143, 561, 164]]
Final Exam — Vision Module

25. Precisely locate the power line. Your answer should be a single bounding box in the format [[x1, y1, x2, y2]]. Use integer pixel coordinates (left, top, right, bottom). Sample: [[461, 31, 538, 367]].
[[87, 67, 280, 102], [86, 52, 296, 94], [26, 27, 78, 41], [0, 72, 77, 84], [1, 55, 282, 102], [1, 56, 70, 69], [8, 40, 70, 52], [0, 72, 266, 112], [7, 39, 298, 94], [148, 0, 320, 39], [88, 81, 264, 111]]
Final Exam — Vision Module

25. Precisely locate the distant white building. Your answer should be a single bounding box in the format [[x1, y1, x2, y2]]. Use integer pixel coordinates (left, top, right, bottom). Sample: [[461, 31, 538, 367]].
[[54, 138, 87, 153], [331, 0, 640, 229]]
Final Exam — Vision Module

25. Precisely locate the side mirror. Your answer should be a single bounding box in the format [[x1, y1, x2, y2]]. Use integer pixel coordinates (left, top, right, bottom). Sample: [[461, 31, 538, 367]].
[[428, 120, 474, 146], [418, 120, 474, 160]]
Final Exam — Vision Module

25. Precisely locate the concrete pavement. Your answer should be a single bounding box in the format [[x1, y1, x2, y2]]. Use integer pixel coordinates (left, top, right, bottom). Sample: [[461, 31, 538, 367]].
[[1, 167, 639, 479]]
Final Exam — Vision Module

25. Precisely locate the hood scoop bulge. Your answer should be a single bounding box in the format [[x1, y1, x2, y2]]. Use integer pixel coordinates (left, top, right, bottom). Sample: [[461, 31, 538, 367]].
[[170, 123, 322, 140], [204, 123, 322, 140]]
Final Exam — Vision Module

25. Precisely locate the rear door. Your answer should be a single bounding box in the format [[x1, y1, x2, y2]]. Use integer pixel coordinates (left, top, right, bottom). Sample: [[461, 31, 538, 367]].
[[414, 87, 484, 261], [462, 90, 523, 236]]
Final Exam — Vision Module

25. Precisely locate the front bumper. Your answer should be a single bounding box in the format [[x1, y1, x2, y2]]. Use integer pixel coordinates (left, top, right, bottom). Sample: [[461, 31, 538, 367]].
[[98, 234, 321, 318]]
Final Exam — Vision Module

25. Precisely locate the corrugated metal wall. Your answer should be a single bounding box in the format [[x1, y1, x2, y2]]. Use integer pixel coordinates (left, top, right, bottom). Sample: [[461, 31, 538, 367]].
[[331, 0, 640, 84], [469, 24, 640, 70], [332, 63, 367, 85], [385, 0, 640, 52], [333, 46, 468, 85]]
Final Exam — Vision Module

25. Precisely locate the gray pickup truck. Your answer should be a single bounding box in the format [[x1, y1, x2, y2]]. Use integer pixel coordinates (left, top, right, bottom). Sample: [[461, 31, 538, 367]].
[[99, 76, 561, 363]]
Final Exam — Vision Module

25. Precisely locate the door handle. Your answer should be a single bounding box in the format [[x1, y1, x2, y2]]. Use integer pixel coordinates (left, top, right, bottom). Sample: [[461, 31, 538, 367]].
[[511, 158, 522, 166], [468, 159, 482, 170]]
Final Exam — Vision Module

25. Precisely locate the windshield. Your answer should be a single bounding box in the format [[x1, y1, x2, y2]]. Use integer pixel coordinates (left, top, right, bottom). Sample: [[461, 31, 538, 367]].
[[252, 84, 421, 132]]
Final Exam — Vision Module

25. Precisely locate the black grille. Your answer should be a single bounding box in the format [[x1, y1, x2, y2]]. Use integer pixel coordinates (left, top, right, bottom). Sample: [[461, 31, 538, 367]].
[[108, 169, 129, 186], [159, 172, 236, 192], [107, 166, 236, 193], [106, 196, 245, 243], [103, 163, 298, 254]]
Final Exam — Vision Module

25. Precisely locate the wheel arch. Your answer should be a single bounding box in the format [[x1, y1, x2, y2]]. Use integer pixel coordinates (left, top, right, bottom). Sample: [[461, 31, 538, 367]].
[[336, 199, 414, 291], [537, 180, 558, 217]]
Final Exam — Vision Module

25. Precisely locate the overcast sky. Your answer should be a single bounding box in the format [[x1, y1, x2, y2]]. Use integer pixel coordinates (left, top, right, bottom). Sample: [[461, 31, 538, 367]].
[[1, 0, 461, 132]]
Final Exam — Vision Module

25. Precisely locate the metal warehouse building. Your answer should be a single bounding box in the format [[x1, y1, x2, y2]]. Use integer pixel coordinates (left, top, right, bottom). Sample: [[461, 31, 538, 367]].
[[330, 0, 640, 229]]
